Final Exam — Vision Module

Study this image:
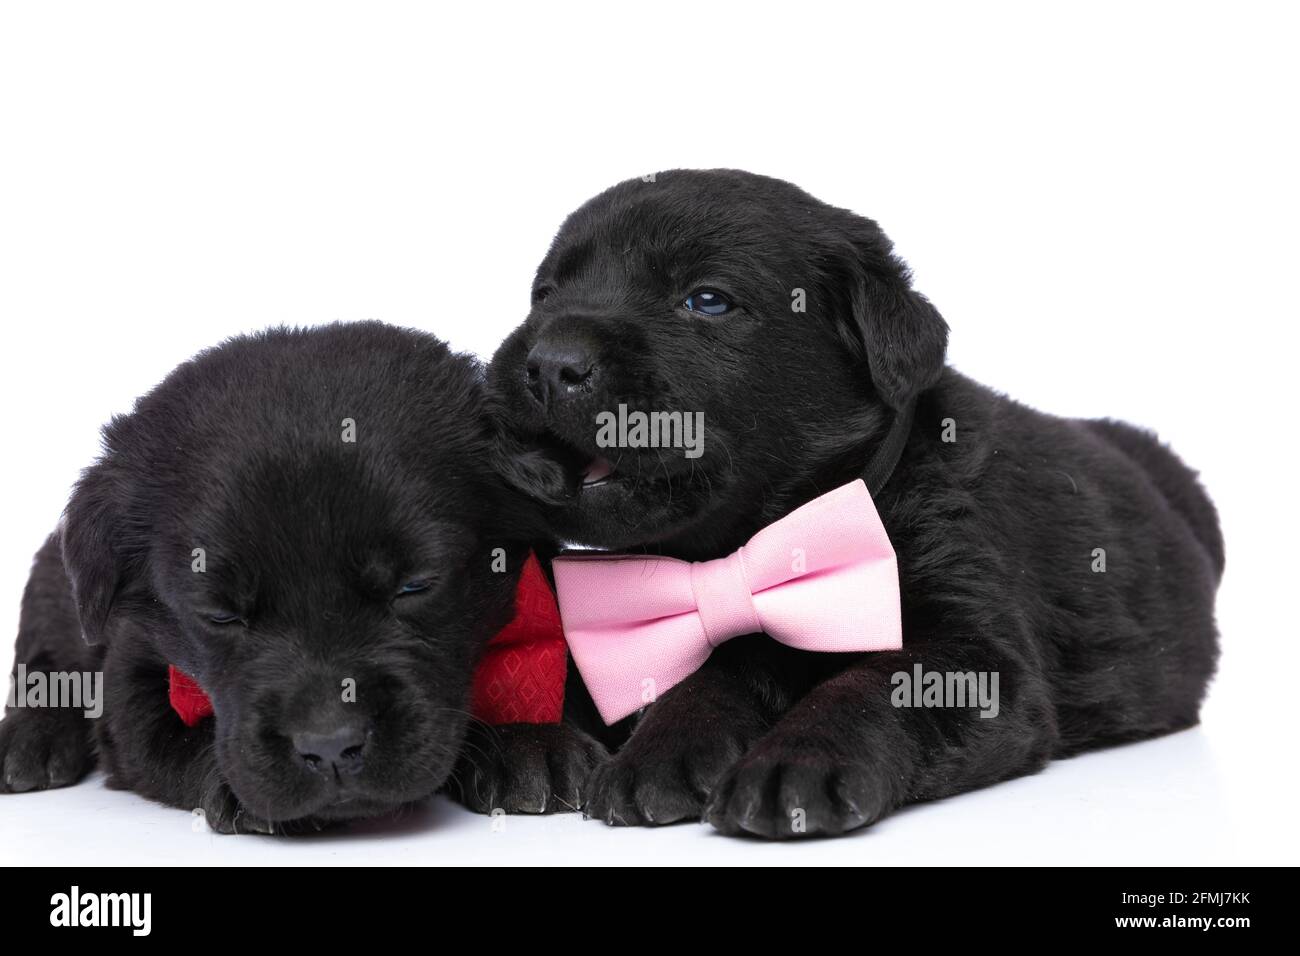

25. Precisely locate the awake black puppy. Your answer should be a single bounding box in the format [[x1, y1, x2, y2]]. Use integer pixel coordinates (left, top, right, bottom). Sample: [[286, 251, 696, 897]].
[[0, 321, 580, 832], [488, 169, 1223, 838]]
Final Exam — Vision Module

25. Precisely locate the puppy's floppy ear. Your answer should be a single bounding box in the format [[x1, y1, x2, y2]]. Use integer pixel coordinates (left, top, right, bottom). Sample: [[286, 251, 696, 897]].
[[836, 222, 949, 409], [60, 462, 126, 646], [850, 275, 948, 409], [489, 429, 572, 507]]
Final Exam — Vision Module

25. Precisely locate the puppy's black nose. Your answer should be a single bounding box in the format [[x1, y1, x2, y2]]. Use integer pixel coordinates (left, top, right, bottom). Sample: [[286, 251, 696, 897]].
[[292, 721, 369, 776], [526, 339, 597, 407]]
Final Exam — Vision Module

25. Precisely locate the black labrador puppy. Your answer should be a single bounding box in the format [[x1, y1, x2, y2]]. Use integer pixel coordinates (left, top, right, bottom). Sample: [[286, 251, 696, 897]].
[[0, 321, 577, 832], [487, 169, 1224, 838]]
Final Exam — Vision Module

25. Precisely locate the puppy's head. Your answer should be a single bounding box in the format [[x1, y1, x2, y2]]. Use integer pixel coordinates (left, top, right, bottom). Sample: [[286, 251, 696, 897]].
[[488, 169, 948, 557], [62, 322, 536, 826]]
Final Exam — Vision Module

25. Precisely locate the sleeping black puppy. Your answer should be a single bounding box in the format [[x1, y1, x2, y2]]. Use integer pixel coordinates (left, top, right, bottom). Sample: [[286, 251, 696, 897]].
[[487, 169, 1224, 838], [0, 321, 590, 832]]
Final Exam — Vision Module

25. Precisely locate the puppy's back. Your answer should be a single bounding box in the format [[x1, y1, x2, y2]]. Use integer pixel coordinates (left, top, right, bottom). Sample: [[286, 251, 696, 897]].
[[1084, 418, 1224, 580]]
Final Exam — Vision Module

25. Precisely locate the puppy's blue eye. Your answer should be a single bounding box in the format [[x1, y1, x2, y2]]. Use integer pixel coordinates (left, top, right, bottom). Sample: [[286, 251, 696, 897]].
[[397, 579, 432, 597], [209, 612, 242, 625], [684, 290, 733, 316]]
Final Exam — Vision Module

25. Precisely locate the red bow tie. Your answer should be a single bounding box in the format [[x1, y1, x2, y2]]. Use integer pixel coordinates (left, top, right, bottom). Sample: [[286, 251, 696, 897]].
[[168, 553, 567, 727]]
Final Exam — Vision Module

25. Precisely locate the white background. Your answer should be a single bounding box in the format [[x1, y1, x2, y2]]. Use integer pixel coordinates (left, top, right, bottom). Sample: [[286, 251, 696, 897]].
[[1, 1, 1296, 865]]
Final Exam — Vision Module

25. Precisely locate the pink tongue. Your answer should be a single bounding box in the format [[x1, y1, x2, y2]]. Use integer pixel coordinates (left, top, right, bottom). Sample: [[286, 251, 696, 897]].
[[582, 457, 614, 485]]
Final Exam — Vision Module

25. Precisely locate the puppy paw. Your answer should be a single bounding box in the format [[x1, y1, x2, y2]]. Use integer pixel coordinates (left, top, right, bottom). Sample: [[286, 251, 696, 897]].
[[449, 721, 607, 815], [197, 784, 279, 835], [584, 726, 751, 826], [704, 743, 892, 839], [0, 709, 94, 794], [198, 787, 334, 835]]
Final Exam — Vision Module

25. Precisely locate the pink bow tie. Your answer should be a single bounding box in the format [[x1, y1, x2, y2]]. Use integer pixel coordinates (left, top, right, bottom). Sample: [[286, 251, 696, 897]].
[[552, 479, 902, 723]]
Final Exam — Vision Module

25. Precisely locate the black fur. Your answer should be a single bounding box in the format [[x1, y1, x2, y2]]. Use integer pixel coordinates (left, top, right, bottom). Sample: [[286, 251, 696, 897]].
[[488, 169, 1223, 838], [0, 321, 603, 831]]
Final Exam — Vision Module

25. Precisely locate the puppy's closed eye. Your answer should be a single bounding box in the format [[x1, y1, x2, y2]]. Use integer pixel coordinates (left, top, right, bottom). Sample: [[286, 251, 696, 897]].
[[206, 611, 246, 626], [195, 594, 253, 628], [394, 577, 437, 599], [356, 547, 454, 604]]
